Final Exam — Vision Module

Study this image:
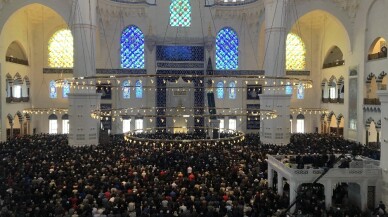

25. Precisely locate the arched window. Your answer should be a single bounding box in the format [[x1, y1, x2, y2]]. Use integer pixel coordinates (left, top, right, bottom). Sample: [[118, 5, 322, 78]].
[[62, 114, 69, 134], [123, 117, 131, 133], [135, 80, 143, 99], [49, 80, 57, 99], [49, 114, 58, 134], [122, 80, 131, 99], [216, 81, 224, 99], [286, 33, 306, 70], [6, 41, 28, 65], [48, 29, 73, 68], [229, 82, 236, 99], [121, 26, 145, 69], [170, 0, 191, 27], [135, 118, 144, 133], [219, 118, 225, 132], [285, 82, 293, 95], [62, 80, 70, 98], [297, 83, 304, 99], [229, 118, 237, 131], [296, 114, 305, 133], [216, 27, 239, 70]]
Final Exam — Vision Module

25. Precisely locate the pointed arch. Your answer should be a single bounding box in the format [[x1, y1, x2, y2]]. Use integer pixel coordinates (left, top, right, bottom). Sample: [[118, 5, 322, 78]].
[[14, 73, 22, 84], [169, 0, 191, 27], [367, 37, 387, 60], [323, 46, 344, 68], [49, 80, 57, 98], [121, 25, 145, 69], [48, 29, 74, 68], [62, 80, 70, 98], [216, 27, 239, 70], [366, 117, 375, 127], [327, 111, 336, 121], [228, 81, 236, 99], [367, 73, 376, 83], [216, 81, 224, 99], [286, 33, 306, 70], [122, 80, 131, 99], [6, 41, 28, 65], [7, 114, 14, 123], [377, 71, 387, 82], [135, 80, 143, 99]]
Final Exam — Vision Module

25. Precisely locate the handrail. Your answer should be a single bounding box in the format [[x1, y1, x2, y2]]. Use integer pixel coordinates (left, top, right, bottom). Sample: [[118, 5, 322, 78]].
[[109, 0, 156, 5], [205, 0, 258, 7]]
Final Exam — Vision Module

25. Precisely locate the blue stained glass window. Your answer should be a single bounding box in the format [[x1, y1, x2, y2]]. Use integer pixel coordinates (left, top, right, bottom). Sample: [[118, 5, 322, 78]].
[[216, 81, 224, 99], [122, 80, 130, 99], [170, 0, 191, 27], [229, 82, 236, 99], [62, 80, 70, 98], [216, 27, 239, 70], [297, 83, 304, 99], [121, 26, 145, 69], [135, 80, 143, 99], [285, 82, 293, 95], [50, 80, 57, 98]]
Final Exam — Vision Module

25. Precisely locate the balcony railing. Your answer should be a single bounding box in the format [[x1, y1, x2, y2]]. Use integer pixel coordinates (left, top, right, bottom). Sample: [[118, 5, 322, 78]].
[[322, 60, 345, 69], [267, 155, 381, 181], [205, 0, 258, 6], [364, 98, 381, 105], [6, 56, 29, 66], [6, 97, 29, 103], [110, 0, 156, 5], [368, 52, 387, 61]]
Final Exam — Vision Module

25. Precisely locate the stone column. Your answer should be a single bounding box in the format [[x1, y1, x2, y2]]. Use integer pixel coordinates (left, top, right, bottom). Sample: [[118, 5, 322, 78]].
[[260, 0, 291, 145], [9, 120, 13, 139], [324, 180, 333, 210], [377, 91, 388, 205], [277, 174, 284, 196], [68, 0, 101, 146], [26, 116, 30, 135], [268, 165, 274, 188], [19, 118, 23, 136], [366, 129, 369, 146], [289, 181, 298, 213], [360, 180, 368, 212]]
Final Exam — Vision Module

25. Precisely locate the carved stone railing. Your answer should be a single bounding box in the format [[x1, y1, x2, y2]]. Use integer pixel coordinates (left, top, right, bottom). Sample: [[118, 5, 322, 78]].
[[329, 98, 338, 103], [268, 155, 382, 182], [109, 0, 156, 5], [322, 60, 345, 69], [368, 52, 387, 61], [364, 98, 381, 105], [6, 56, 29, 66], [6, 97, 29, 103], [205, 0, 258, 6]]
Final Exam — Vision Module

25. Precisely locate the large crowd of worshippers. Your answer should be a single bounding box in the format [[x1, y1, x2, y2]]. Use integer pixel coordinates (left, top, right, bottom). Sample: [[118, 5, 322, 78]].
[[0, 133, 382, 217]]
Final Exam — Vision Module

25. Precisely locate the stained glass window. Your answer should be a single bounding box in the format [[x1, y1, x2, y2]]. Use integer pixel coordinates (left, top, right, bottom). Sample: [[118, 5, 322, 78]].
[[48, 29, 73, 68], [62, 80, 70, 98], [121, 26, 145, 69], [286, 33, 306, 70], [122, 80, 131, 99], [216, 27, 238, 70], [216, 81, 224, 99], [135, 80, 143, 99], [229, 82, 236, 99], [285, 82, 293, 95], [50, 80, 57, 99], [297, 83, 304, 99], [170, 0, 191, 27]]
